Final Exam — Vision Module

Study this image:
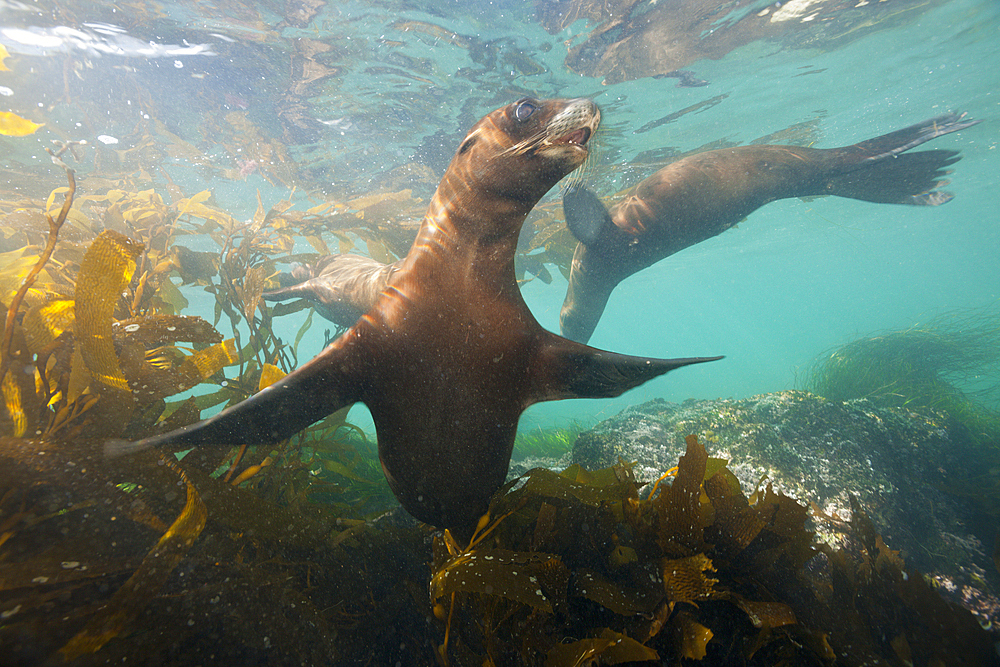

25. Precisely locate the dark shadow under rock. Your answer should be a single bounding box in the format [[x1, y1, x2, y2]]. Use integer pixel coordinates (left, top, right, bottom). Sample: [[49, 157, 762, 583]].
[[572, 390, 1000, 628]]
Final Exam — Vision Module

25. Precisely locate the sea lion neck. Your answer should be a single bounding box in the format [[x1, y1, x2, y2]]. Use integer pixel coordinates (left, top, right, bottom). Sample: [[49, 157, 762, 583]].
[[400, 97, 601, 290]]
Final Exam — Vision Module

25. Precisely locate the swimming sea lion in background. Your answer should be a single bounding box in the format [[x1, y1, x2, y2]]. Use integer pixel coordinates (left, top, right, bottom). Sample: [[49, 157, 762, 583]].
[[560, 112, 981, 344], [262, 254, 399, 329], [109, 97, 721, 537]]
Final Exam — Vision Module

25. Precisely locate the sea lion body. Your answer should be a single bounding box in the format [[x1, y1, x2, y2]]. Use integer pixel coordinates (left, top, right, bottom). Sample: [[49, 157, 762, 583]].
[[114, 98, 720, 535], [262, 254, 398, 329], [561, 112, 981, 343]]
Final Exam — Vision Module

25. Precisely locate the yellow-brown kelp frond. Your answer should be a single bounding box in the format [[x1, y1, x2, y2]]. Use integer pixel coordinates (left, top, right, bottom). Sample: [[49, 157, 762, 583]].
[[426, 435, 995, 666], [58, 458, 207, 660], [74, 230, 144, 392]]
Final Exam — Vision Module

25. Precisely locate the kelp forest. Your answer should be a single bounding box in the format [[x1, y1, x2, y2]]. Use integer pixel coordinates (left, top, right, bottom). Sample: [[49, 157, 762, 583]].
[[1, 7, 999, 662], [0, 150, 994, 664]]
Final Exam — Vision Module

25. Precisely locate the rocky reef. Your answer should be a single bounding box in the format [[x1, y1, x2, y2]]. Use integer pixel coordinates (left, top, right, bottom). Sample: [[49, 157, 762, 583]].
[[569, 390, 1000, 627]]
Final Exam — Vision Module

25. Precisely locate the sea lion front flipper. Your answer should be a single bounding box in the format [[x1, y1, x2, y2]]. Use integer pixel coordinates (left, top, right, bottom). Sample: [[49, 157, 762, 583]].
[[563, 185, 614, 247], [532, 334, 722, 401], [106, 338, 364, 457]]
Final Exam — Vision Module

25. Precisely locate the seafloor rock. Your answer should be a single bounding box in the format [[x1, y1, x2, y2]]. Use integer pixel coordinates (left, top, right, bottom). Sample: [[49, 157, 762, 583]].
[[569, 390, 1000, 627]]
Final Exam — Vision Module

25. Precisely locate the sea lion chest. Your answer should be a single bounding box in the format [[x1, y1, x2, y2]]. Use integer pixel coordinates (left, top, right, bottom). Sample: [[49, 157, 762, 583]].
[[353, 271, 537, 528]]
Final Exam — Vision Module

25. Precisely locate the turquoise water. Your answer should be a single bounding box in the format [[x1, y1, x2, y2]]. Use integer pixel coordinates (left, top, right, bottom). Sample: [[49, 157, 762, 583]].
[[1, 0, 997, 433], [2, 1, 999, 663]]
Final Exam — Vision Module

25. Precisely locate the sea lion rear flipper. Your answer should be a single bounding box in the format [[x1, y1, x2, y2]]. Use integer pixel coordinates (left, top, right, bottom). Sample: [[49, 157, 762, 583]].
[[563, 185, 614, 246], [846, 112, 980, 163], [106, 340, 363, 457], [534, 334, 722, 401], [824, 112, 980, 206], [825, 149, 962, 206]]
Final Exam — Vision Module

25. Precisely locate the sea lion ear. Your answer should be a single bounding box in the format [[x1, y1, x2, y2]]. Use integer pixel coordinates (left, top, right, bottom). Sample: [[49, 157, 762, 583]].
[[563, 185, 613, 246]]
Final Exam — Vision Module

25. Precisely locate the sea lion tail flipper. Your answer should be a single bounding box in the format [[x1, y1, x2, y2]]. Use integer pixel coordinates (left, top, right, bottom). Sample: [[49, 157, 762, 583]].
[[106, 342, 363, 457], [844, 112, 981, 163], [563, 185, 613, 246], [825, 149, 962, 206], [535, 335, 722, 401]]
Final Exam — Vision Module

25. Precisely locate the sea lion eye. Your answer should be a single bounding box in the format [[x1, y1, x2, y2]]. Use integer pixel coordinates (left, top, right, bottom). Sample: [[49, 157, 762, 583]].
[[514, 100, 537, 122]]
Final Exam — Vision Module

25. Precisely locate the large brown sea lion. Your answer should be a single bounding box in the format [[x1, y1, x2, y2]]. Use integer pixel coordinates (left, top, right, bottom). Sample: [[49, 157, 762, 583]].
[[109, 98, 720, 536], [560, 112, 981, 344], [262, 254, 399, 329]]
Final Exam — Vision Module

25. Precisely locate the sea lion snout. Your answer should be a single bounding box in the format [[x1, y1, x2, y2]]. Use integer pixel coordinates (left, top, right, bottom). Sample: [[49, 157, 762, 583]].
[[543, 97, 600, 149]]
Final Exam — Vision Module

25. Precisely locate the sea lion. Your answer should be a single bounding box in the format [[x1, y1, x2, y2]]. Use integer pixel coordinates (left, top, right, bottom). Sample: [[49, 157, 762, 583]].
[[262, 254, 399, 329], [110, 97, 721, 536], [560, 112, 981, 344]]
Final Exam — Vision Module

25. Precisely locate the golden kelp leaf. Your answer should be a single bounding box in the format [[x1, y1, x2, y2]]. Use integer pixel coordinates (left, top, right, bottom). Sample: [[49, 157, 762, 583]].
[[155, 277, 188, 314], [22, 299, 75, 353], [661, 553, 719, 603], [704, 469, 765, 559], [347, 188, 413, 212], [156, 396, 200, 432], [304, 234, 329, 255], [657, 434, 708, 557], [727, 595, 796, 629], [115, 314, 222, 347], [544, 628, 658, 667], [175, 190, 212, 218], [250, 189, 266, 227], [58, 461, 207, 659], [242, 264, 264, 322], [74, 231, 143, 391], [365, 238, 394, 264], [258, 362, 285, 391], [174, 200, 236, 227], [518, 467, 625, 507], [0, 43, 9, 70], [431, 549, 564, 612], [572, 568, 662, 615], [170, 245, 219, 285], [0, 252, 41, 301], [305, 201, 335, 215], [0, 111, 43, 137], [45, 186, 71, 214], [671, 613, 714, 660], [330, 230, 355, 254], [66, 347, 91, 406], [177, 338, 237, 387], [1, 371, 27, 437]]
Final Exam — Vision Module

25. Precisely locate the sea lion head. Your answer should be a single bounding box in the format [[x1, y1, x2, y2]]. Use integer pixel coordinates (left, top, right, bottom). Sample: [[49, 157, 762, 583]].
[[437, 97, 601, 228]]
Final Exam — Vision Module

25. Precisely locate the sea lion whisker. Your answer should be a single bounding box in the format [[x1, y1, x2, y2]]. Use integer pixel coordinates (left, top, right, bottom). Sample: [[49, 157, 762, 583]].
[[499, 131, 549, 157]]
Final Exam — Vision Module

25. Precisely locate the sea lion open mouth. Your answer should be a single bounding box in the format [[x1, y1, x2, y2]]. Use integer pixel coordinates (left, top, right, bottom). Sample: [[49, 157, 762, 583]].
[[556, 127, 591, 146]]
